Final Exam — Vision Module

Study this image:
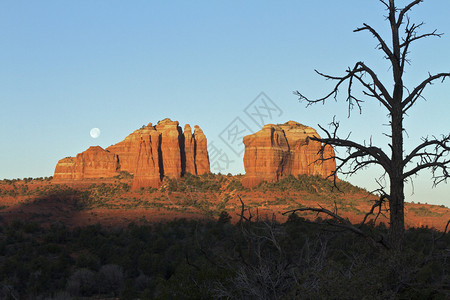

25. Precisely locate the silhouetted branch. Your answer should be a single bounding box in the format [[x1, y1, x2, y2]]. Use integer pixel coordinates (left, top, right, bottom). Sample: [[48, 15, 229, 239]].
[[185, 252, 201, 271], [283, 206, 389, 249], [238, 195, 252, 223], [397, 0, 423, 28], [354, 23, 394, 62], [309, 120, 391, 177], [402, 73, 450, 112], [378, 0, 389, 9], [434, 219, 450, 242], [404, 136, 450, 165], [400, 23, 442, 48], [359, 194, 389, 226], [295, 62, 392, 115], [402, 135, 450, 185]]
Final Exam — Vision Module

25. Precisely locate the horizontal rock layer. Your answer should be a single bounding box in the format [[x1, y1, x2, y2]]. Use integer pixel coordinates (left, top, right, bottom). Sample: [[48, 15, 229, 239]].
[[242, 121, 336, 187], [54, 146, 119, 180]]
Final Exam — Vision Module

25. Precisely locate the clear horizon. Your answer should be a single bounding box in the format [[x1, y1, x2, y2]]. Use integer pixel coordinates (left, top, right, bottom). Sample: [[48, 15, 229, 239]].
[[1, 1, 449, 206]]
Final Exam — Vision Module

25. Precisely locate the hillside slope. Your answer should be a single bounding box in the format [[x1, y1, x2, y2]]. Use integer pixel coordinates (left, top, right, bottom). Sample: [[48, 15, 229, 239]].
[[0, 174, 448, 230]]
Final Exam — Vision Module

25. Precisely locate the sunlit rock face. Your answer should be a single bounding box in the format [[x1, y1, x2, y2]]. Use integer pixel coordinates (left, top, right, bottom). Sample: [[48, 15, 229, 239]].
[[130, 127, 162, 190], [54, 146, 119, 180], [155, 118, 183, 179], [106, 124, 160, 175], [53, 118, 211, 189], [242, 121, 336, 187], [53, 157, 77, 180], [193, 125, 210, 175]]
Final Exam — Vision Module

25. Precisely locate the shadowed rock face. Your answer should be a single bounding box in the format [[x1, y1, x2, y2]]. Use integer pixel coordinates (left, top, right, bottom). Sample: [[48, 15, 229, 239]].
[[53, 118, 210, 189], [242, 121, 336, 187], [184, 124, 196, 175]]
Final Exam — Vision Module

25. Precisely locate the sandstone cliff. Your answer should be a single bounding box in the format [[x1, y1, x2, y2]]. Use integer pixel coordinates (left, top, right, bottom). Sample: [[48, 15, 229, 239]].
[[54, 146, 120, 180], [53, 118, 210, 188], [193, 125, 210, 175], [184, 124, 196, 175], [242, 121, 336, 187], [155, 119, 183, 178], [105, 124, 159, 175], [53, 157, 76, 180], [130, 127, 162, 190]]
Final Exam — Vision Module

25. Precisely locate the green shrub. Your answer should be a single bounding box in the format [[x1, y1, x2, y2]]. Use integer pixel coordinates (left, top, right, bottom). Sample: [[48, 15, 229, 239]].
[[114, 171, 134, 180]]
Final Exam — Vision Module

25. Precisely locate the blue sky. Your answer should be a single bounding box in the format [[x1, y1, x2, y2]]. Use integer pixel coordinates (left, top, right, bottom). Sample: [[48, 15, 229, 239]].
[[1, 1, 449, 206]]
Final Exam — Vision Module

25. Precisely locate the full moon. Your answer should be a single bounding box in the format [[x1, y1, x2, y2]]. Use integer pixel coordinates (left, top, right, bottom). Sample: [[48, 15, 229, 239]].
[[90, 128, 101, 139]]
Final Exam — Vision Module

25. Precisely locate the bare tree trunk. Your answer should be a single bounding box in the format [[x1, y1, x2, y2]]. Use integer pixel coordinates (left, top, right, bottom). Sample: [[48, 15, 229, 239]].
[[389, 100, 405, 249], [389, 0, 405, 245], [389, 177, 405, 249]]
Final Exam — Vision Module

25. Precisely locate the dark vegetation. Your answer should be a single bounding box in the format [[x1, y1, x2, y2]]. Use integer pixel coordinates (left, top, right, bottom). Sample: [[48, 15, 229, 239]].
[[163, 173, 246, 193], [0, 175, 448, 298], [0, 216, 448, 299], [114, 171, 134, 180], [1, 177, 53, 184], [254, 174, 366, 194]]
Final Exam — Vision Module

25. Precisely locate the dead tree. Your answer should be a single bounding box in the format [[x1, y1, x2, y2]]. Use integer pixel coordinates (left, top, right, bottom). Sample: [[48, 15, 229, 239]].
[[294, 0, 450, 249]]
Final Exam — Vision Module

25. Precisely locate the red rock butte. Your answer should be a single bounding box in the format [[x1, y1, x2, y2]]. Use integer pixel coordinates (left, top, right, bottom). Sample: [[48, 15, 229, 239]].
[[53, 118, 210, 189], [242, 121, 336, 187]]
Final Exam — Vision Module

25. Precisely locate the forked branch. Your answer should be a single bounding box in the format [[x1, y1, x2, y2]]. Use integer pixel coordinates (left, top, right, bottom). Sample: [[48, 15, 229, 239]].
[[403, 73, 450, 112], [295, 61, 392, 114], [354, 23, 394, 63], [397, 0, 423, 28], [403, 135, 450, 185]]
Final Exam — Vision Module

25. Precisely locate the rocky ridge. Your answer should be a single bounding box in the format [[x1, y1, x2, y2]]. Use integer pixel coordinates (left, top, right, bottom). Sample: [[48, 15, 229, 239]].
[[54, 119, 336, 189], [53, 118, 210, 189]]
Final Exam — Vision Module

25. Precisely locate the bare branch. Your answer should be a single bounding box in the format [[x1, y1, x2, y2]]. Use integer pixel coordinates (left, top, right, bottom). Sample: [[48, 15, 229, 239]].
[[359, 194, 389, 227], [397, 0, 423, 28], [352, 62, 393, 109], [283, 207, 353, 229], [435, 219, 450, 242], [403, 135, 450, 166], [185, 252, 201, 271], [400, 19, 443, 72], [403, 134, 450, 185], [400, 29, 442, 48], [282, 207, 389, 249], [238, 195, 251, 223], [378, 0, 389, 9], [402, 73, 450, 112], [294, 69, 352, 107], [310, 123, 391, 175], [404, 161, 450, 184], [354, 23, 394, 62], [295, 62, 393, 115]]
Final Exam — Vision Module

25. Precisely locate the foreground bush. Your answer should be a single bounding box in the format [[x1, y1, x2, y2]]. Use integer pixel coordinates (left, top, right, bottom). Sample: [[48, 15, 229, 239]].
[[0, 216, 448, 299]]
